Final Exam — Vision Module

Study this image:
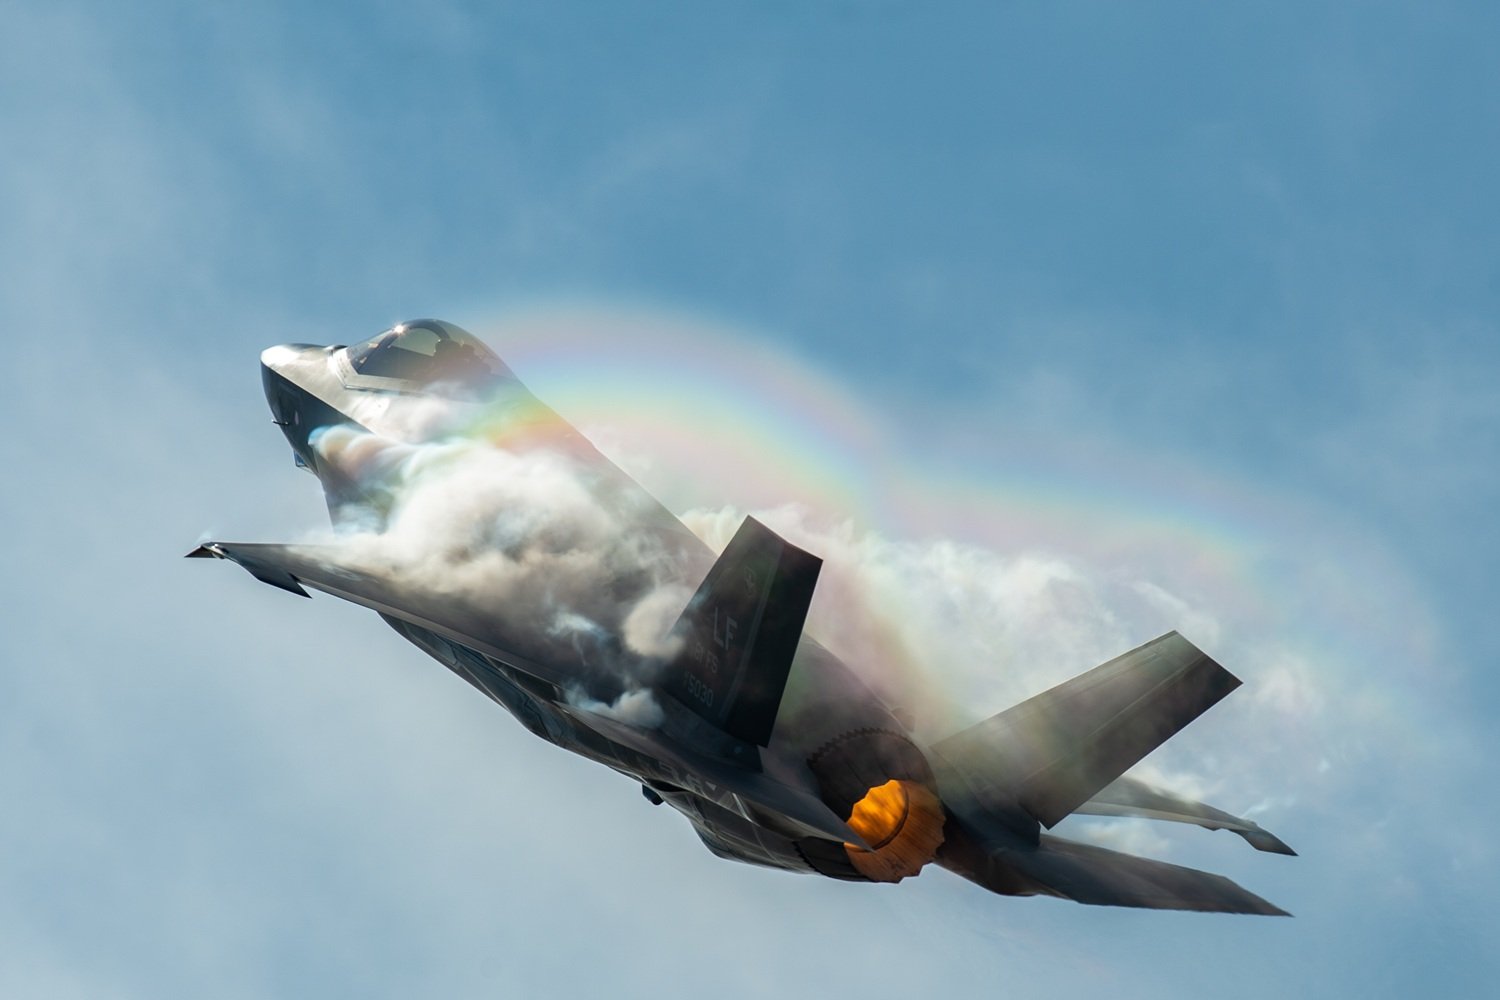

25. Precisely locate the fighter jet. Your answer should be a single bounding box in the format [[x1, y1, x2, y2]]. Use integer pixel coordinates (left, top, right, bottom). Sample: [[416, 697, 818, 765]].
[[191, 319, 1294, 914]]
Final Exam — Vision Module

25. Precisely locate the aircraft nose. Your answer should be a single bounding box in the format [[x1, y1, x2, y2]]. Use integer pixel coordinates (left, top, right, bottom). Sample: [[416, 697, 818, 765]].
[[260, 343, 324, 427], [260, 343, 311, 373]]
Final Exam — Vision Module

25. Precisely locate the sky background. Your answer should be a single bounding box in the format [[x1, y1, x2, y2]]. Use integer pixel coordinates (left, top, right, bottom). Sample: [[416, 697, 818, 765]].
[[3, 2, 1497, 997]]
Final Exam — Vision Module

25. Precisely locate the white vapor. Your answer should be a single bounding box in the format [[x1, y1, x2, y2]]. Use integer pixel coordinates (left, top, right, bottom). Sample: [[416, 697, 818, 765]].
[[682, 504, 1234, 738], [307, 423, 699, 717], [565, 687, 667, 728]]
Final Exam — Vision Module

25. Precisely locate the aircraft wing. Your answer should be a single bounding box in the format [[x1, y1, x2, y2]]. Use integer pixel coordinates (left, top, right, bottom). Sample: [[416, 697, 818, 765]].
[[191, 531, 863, 848], [188, 540, 570, 690]]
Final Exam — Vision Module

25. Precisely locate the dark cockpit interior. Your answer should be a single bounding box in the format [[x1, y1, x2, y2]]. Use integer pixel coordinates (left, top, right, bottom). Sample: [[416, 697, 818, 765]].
[[347, 319, 510, 390]]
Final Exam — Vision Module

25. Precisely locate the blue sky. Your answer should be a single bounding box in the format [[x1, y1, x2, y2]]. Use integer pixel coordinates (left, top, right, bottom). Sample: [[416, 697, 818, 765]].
[[3, 2, 1496, 997]]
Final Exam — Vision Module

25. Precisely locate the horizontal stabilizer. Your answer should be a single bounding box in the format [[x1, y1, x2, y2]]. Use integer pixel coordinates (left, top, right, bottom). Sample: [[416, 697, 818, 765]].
[[933, 632, 1240, 828], [940, 826, 1289, 915], [1077, 776, 1296, 855], [660, 517, 821, 747]]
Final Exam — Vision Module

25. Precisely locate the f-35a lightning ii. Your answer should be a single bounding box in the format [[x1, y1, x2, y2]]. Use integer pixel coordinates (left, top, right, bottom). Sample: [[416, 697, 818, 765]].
[[192, 319, 1294, 914]]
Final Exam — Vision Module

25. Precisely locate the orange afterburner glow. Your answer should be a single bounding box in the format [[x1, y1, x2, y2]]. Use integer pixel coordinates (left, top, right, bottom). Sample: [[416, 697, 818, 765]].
[[847, 779, 910, 847], [844, 779, 945, 882]]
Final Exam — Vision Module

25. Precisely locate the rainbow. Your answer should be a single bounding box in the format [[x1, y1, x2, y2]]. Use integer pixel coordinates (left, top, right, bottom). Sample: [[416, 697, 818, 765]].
[[450, 298, 1450, 787]]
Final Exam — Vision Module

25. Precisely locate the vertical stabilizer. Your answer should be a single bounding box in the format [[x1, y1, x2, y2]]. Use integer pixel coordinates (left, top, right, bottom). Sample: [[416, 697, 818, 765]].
[[660, 517, 821, 747]]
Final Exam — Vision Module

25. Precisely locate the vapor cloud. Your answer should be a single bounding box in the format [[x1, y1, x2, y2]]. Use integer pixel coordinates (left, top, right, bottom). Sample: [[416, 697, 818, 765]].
[[682, 505, 1235, 734], [308, 423, 698, 711]]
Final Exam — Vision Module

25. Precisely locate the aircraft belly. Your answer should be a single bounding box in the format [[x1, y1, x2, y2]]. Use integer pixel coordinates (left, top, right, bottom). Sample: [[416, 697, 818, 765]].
[[662, 789, 814, 874]]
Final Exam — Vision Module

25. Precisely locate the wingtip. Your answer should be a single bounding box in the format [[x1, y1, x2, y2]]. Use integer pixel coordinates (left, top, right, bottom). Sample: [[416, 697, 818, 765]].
[[1239, 827, 1298, 856], [186, 541, 311, 598]]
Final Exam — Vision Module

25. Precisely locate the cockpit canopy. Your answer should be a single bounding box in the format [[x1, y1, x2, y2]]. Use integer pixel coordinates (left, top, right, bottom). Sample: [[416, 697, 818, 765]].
[[345, 319, 511, 393]]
